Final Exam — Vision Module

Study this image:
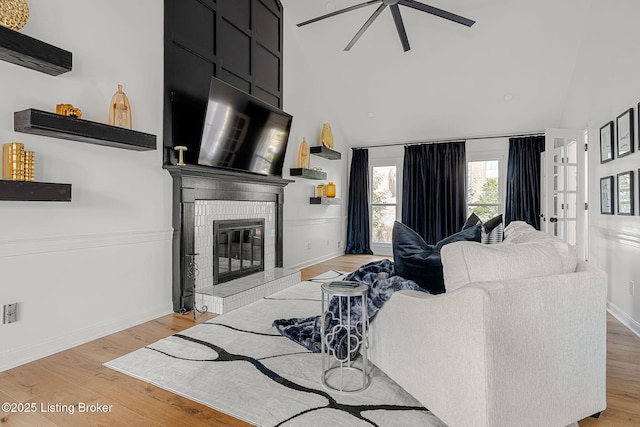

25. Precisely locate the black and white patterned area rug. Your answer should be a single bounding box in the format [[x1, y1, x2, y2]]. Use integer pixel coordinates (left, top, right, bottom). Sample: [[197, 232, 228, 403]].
[[104, 273, 445, 427]]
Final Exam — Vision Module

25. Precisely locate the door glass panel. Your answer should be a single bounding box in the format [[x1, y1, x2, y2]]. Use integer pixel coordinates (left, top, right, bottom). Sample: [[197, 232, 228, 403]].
[[566, 166, 577, 192], [566, 193, 577, 219]]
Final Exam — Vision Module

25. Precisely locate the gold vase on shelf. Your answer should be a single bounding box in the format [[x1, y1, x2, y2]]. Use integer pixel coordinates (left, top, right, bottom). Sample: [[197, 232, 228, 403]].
[[321, 123, 334, 149], [23, 150, 34, 181], [0, 0, 30, 31], [2, 142, 25, 181], [108, 84, 132, 129], [297, 137, 310, 169]]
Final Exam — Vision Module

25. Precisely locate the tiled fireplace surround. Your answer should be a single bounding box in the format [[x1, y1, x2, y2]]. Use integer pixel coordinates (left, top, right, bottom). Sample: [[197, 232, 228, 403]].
[[165, 165, 299, 314]]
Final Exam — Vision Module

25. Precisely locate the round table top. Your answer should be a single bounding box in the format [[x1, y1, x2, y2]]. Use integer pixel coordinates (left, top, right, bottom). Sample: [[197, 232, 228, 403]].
[[320, 281, 369, 297]]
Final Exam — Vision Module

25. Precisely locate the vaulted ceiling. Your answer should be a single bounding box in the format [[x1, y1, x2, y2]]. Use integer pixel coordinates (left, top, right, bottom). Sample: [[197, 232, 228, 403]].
[[281, 0, 592, 146]]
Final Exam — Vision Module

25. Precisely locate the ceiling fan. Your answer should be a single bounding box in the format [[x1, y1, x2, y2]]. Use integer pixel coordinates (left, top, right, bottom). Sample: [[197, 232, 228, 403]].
[[297, 0, 475, 52]]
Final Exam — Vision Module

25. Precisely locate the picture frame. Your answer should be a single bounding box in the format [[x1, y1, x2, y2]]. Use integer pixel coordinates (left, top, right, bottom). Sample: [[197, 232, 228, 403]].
[[600, 176, 614, 215], [616, 108, 635, 158], [600, 121, 614, 163], [617, 170, 634, 215]]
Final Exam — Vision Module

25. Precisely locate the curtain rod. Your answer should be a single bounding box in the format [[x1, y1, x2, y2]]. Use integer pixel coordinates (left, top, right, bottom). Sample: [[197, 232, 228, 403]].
[[351, 131, 545, 150]]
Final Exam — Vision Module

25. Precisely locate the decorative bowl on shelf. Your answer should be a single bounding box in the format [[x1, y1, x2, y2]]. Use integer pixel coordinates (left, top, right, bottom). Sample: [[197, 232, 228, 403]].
[[0, 0, 30, 31]]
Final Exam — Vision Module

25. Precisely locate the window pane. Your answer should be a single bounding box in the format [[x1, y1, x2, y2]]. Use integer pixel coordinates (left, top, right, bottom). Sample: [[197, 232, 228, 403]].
[[468, 161, 499, 204], [372, 166, 397, 204], [372, 205, 395, 244]]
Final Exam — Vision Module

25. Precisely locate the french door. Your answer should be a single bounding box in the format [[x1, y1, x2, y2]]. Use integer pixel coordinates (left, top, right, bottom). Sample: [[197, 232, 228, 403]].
[[541, 128, 587, 259]]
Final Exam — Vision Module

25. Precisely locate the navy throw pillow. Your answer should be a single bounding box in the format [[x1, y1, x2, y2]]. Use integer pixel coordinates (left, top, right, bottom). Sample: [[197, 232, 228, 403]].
[[462, 212, 482, 230], [392, 221, 482, 294]]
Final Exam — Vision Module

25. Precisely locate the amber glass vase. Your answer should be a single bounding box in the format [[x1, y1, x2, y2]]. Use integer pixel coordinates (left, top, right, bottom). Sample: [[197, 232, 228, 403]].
[[326, 182, 336, 198]]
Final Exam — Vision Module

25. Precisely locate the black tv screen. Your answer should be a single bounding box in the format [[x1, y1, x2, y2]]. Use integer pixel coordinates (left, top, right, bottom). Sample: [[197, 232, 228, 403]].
[[197, 77, 292, 177]]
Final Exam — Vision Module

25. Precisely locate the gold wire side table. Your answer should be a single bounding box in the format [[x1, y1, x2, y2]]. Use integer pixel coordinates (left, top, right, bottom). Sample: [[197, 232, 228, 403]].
[[320, 281, 370, 393]]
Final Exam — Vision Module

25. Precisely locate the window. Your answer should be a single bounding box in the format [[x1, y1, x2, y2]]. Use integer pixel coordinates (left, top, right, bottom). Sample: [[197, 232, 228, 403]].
[[467, 159, 501, 221], [371, 165, 398, 244]]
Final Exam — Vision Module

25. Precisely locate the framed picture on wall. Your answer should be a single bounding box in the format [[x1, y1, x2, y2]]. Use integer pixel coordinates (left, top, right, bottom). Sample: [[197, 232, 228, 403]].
[[600, 176, 614, 215], [616, 108, 635, 158], [600, 121, 614, 163], [617, 170, 634, 215]]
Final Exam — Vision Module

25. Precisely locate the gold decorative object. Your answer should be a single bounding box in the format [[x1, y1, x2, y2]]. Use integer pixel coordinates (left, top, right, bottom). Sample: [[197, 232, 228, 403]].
[[56, 104, 82, 118], [23, 150, 34, 181], [326, 181, 336, 198], [2, 142, 25, 181], [316, 184, 326, 198], [0, 0, 30, 31], [108, 84, 132, 129], [321, 123, 334, 149], [297, 137, 310, 169], [174, 146, 188, 166]]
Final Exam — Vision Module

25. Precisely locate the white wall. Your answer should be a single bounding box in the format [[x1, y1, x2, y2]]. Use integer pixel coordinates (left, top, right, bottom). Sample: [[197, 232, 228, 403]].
[[0, 0, 170, 371], [561, 0, 640, 336], [281, 15, 348, 269]]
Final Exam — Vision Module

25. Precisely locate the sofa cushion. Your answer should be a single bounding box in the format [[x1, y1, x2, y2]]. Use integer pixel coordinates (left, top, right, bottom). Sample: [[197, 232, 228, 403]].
[[392, 221, 482, 294], [503, 221, 577, 273], [441, 223, 578, 292]]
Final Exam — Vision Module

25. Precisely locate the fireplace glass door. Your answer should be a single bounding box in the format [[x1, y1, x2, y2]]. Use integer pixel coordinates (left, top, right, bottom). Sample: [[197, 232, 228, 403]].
[[213, 219, 265, 284]]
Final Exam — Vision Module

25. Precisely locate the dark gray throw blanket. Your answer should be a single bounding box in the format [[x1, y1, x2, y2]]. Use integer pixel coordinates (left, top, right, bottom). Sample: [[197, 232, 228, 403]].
[[273, 259, 428, 359]]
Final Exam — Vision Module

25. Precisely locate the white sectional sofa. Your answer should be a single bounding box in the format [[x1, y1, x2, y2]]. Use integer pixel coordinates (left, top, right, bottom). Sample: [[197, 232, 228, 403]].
[[369, 222, 607, 427]]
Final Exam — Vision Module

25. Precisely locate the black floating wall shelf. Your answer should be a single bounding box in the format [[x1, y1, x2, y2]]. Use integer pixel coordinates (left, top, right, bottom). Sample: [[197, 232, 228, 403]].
[[310, 197, 341, 205], [0, 25, 72, 76], [289, 168, 327, 180], [0, 180, 71, 202], [14, 109, 157, 151], [310, 146, 341, 160]]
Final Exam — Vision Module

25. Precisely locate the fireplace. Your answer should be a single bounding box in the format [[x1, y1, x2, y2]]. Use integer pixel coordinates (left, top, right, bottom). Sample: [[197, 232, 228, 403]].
[[213, 219, 264, 284], [165, 164, 292, 313]]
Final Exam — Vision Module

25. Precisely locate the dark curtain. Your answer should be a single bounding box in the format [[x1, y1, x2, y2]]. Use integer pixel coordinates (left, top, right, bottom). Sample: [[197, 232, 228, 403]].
[[504, 136, 545, 229], [401, 141, 466, 245], [345, 148, 373, 254]]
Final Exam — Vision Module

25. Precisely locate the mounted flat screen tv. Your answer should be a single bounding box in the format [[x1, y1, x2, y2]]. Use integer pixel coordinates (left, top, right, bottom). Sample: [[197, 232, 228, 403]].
[[197, 77, 292, 177]]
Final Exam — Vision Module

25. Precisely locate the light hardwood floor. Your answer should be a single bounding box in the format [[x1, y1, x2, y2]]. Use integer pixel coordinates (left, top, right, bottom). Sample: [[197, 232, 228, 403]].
[[0, 254, 638, 426]]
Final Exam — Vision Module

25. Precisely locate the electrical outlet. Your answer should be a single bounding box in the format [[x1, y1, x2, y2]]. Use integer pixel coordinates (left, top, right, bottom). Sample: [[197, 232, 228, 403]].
[[2, 303, 17, 324], [337, 240, 342, 249], [629, 281, 635, 297], [306, 241, 311, 250]]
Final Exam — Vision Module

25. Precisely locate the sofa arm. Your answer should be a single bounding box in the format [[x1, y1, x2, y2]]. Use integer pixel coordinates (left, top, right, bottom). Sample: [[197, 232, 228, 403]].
[[369, 286, 491, 427], [369, 266, 607, 427]]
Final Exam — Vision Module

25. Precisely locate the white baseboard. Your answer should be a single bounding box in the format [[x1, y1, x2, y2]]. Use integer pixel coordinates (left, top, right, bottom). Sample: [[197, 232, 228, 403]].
[[0, 303, 173, 372], [286, 250, 344, 271], [607, 301, 640, 339]]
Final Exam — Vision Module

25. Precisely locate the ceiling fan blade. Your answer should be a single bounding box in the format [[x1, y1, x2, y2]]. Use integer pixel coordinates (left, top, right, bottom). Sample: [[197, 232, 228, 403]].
[[345, 3, 388, 51], [399, 0, 475, 27], [297, 0, 381, 27], [390, 4, 410, 52]]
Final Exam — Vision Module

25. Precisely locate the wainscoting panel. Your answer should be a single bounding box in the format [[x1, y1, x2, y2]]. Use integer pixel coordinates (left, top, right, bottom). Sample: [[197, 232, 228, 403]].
[[283, 216, 346, 270], [593, 227, 640, 338], [0, 230, 174, 372]]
